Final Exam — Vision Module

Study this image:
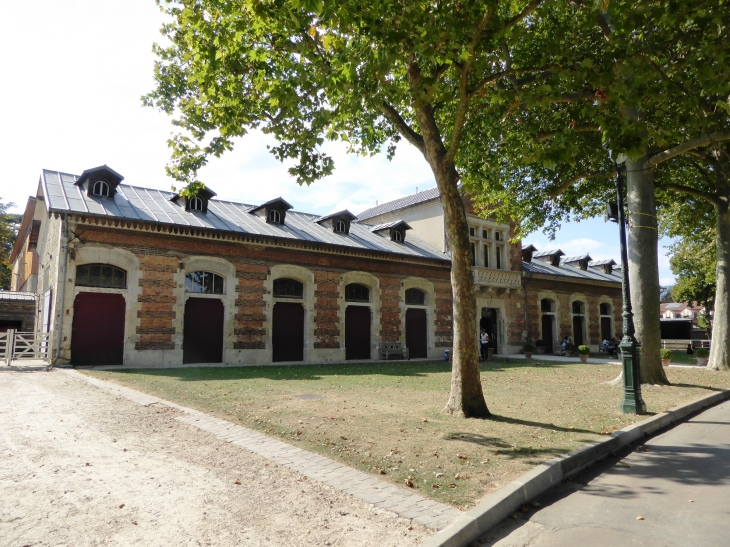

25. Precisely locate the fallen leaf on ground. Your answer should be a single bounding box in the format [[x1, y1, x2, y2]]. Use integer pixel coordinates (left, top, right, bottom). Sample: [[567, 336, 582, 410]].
[[432, 484, 441, 489], [454, 473, 461, 479], [234, 480, 241, 485], [519, 505, 530, 513], [447, 483, 457, 488], [119, 504, 125, 509], [404, 478, 414, 487], [636, 516, 645, 520]]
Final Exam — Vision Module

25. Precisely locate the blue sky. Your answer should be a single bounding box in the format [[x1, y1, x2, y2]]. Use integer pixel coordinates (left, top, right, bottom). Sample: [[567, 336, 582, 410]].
[[0, 0, 675, 285]]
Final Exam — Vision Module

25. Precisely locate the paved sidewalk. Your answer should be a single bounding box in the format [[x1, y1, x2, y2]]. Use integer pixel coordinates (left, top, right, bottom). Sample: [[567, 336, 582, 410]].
[[66, 369, 461, 530], [474, 400, 730, 547]]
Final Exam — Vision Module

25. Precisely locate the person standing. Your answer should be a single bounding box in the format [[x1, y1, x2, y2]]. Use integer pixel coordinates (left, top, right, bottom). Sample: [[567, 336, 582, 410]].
[[480, 328, 490, 361]]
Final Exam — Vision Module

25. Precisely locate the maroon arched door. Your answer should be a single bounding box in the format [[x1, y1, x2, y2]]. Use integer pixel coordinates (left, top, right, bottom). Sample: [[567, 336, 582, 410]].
[[71, 292, 125, 366], [272, 302, 304, 362], [405, 308, 428, 358], [345, 306, 371, 360]]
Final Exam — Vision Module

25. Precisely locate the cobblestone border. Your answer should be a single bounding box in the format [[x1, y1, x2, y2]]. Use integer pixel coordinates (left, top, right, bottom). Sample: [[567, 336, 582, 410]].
[[61, 369, 462, 530], [419, 388, 730, 547]]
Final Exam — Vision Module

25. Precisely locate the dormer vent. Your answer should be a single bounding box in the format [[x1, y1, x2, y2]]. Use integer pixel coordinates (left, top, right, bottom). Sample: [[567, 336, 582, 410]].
[[532, 249, 564, 267], [169, 185, 217, 214], [370, 220, 411, 243], [521, 244, 538, 263], [589, 259, 617, 275], [248, 197, 293, 225], [314, 210, 357, 235], [561, 254, 593, 271], [76, 165, 124, 199]]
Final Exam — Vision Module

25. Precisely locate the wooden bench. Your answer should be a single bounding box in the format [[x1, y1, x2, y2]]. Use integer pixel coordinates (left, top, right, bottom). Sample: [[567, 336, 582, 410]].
[[379, 342, 409, 361]]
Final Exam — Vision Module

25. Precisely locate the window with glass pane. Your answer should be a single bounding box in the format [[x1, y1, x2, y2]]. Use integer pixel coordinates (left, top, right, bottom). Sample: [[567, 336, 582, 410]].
[[572, 301, 584, 314], [469, 227, 475, 237], [482, 229, 489, 239], [541, 299, 553, 313], [495, 231, 502, 241], [471, 243, 476, 266], [345, 283, 369, 302], [483, 243, 489, 267], [75, 264, 127, 288], [273, 278, 303, 298], [600, 303, 610, 315], [496, 246, 502, 269], [405, 288, 426, 305], [185, 271, 224, 294]]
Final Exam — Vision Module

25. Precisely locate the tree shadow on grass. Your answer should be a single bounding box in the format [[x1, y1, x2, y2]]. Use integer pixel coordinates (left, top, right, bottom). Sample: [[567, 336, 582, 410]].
[[441, 430, 587, 460]]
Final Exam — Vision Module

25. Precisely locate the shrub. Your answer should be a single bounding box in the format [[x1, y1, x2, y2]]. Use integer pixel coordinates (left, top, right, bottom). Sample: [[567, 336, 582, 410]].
[[577, 345, 590, 355], [523, 342, 536, 353], [660, 349, 673, 360], [696, 348, 709, 358]]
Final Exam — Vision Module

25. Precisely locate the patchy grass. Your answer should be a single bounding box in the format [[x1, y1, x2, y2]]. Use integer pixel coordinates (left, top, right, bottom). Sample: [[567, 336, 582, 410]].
[[83, 359, 730, 509]]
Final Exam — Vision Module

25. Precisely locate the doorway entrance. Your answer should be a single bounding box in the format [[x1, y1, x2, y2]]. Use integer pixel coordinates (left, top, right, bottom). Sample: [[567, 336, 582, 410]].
[[541, 314, 555, 353], [405, 308, 427, 358], [272, 302, 304, 362], [345, 306, 371, 360], [183, 298, 224, 364], [71, 292, 125, 366], [601, 317, 612, 341], [573, 316, 585, 347], [479, 308, 498, 352]]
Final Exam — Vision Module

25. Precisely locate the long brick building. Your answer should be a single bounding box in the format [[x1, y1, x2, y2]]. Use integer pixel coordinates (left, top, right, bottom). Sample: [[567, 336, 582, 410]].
[[10, 165, 623, 366]]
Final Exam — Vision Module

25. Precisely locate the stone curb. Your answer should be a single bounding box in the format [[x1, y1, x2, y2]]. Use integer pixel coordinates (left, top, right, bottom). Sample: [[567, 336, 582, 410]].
[[419, 388, 730, 547]]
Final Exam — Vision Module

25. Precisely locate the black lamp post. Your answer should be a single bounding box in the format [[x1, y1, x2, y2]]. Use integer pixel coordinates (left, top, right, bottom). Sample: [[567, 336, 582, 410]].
[[607, 166, 647, 415]]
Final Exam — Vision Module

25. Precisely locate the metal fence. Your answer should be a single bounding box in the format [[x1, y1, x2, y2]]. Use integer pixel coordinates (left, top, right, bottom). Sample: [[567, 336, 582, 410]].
[[661, 339, 711, 350], [2, 330, 51, 364]]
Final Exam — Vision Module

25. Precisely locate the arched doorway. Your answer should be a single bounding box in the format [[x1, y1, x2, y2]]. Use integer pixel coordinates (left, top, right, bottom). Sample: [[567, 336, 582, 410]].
[[345, 284, 371, 360], [479, 308, 499, 353], [540, 298, 556, 353], [183, 271, 225, 364], [72, 292, 125, 366], [572, 301, 586, 347], [405, 288, 428, 358], [600, 303, 613, 340], [272, 278, 305, 362]]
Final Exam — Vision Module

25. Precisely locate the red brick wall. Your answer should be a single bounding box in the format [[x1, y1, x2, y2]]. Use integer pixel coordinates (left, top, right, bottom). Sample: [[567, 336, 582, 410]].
[[233, 262, 268, 349], [135, 256, 177, 350], [434, 281, 453, 347], [379, 276, 402, 342], [314, 270, 340, 349]]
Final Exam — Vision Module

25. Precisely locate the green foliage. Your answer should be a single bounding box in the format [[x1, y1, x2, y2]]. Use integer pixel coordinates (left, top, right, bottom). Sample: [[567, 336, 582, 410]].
[[695, 348, 709, 358], [667, 235, 716, 332], [660, 348, 673, 360], [523, 341, 535, 353], [0, 198, 20, 290], [577, 345, 590, 355]]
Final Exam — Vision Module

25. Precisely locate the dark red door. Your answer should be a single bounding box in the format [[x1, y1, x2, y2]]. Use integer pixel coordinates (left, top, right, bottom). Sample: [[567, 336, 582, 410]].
[[183, 298, 224, 364], [601, 317, 612, 341], [541, 315, 554, 354], [345, 306, 370, 360], [405, 308, 427, 358], [272, 302, 304, 362], [71, 292, 125, 366]]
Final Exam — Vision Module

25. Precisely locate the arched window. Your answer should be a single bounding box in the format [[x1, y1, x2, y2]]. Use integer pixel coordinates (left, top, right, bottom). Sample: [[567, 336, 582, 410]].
[[392, 230, 403, 242], [334, 220, 347, 233], [572, 301, 585, 314], [189, 196, 203, 211], [185, 271, 224, 294], [600, 303, 611, 315], [273, 278, 303, 298], [541, 298, 554, 313], [92, 180, 110, 197], [345, 283, 369, 302], [268, 209, 282, 224], [405, 288, 426, 306], [76, 264, 127, 289]]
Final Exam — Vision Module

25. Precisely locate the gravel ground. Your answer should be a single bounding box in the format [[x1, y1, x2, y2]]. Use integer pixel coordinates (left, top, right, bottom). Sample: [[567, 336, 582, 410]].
[[0, 366, 430, 547]]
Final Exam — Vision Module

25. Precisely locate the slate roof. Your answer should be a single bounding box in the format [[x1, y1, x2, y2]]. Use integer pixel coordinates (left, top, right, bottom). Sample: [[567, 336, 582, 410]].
[[532, 249, 564, 258], [357, 187, 441, 221], [40, 169, 448, 262], [369, 220, 412, 232], [523, 259, 621, 283], [560, 254, 592, 265], [589, 259, 616, 267]]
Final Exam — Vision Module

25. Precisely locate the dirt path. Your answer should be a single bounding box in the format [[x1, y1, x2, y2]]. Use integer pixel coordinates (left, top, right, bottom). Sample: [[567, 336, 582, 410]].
[[0, 366, 430, 547]]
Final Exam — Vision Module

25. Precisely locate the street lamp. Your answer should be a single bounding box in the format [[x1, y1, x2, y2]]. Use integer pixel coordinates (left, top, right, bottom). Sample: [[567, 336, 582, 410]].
[[607, 166, 647, 415]]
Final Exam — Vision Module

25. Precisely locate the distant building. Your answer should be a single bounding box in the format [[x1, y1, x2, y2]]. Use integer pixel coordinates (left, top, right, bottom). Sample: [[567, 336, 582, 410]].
[[660, 301, 705, 324]]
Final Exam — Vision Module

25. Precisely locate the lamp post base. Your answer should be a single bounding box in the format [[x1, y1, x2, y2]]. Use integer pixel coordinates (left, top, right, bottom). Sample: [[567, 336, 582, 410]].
[[619, 336, 647, 415]]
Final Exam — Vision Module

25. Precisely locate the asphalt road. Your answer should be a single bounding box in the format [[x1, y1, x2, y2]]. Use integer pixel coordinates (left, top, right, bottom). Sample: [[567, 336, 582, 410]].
[[475, 399, 730, 547]]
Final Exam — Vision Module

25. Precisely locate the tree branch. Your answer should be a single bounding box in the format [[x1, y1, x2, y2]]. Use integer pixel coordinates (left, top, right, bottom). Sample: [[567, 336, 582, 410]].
[[499, 0, 546, 33], [657, 183, 721, 207], [548, 171, 616, 198], [377, 102, 426, 156], [649, 132, 730, 166]]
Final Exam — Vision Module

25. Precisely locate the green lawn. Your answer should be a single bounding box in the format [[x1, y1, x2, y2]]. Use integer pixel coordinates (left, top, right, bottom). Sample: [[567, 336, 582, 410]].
[[83, 359, 730, 509]]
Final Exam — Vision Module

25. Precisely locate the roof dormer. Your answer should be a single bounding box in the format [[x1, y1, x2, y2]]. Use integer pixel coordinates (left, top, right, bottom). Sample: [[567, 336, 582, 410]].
[[76, 165, 124, 199], [371, 220, 411, 243], [248, 197, 293, 225], [533, 249, 564, 267], [169, 185, 217, 214], [589, 259, 617, 275], [521, 244, 538, 263], [314, 210, 357, 235], [561, 254, 593, 271]]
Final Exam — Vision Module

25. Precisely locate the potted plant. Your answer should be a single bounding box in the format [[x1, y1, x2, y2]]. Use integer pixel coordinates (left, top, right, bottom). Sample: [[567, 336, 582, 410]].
[[696, 348, 709, 366], [660, 348, 673, 367], [564, 342, 574, 357], [523, 341, 535, 359], [577, 345, 590, 363], [535, 340, 546, 354]]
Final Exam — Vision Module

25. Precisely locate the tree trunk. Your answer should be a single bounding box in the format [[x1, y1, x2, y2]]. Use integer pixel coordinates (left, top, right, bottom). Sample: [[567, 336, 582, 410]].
[[709, 205, 730, 371], [625, 156, 668, 384], [415, 106, 489, 418]]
